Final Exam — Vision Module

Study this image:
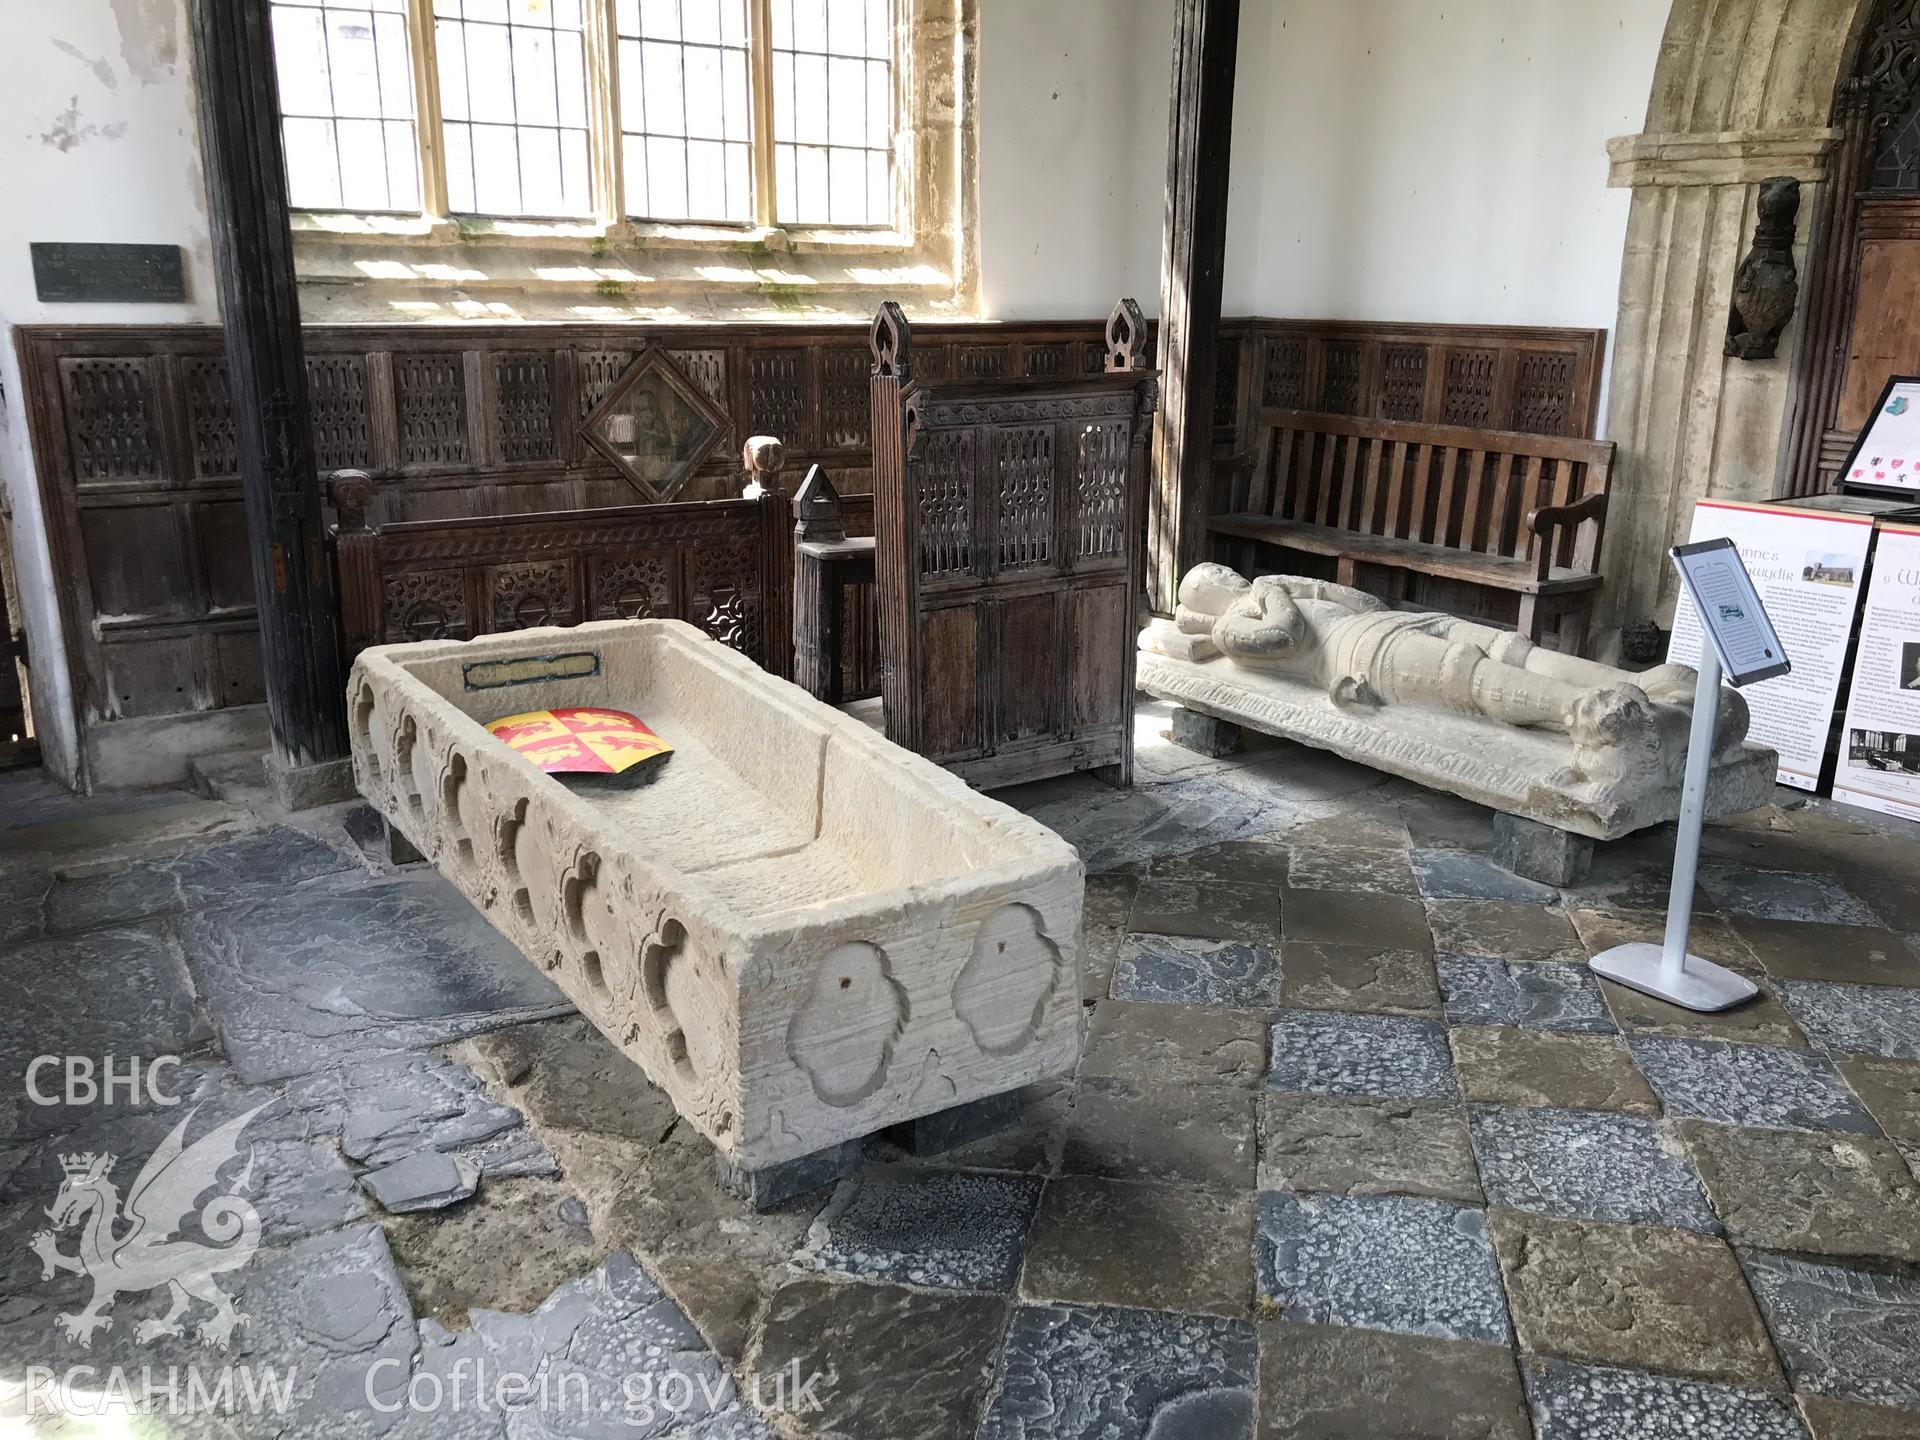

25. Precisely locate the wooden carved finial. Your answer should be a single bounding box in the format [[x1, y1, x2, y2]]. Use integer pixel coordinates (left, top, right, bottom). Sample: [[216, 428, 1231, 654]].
[[742, 434, 786, 499], [791, 465, 847, 544], [329, 469, 376, 531], [871, 301, 912, 381], [1106, 298, 1148, 373]]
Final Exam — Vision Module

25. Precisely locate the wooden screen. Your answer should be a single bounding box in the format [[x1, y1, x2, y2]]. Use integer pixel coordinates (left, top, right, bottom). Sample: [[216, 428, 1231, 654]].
[[870, 301, 1157, 789]]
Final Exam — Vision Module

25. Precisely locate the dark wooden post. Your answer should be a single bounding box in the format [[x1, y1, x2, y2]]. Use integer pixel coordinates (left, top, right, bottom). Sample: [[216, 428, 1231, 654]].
[[1150, 0, 1240, 612], [189, 0, 352, 805]]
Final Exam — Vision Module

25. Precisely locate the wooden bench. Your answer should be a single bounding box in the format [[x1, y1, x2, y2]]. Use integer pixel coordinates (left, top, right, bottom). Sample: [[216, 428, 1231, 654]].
[[1210, 410, 1615, 654]]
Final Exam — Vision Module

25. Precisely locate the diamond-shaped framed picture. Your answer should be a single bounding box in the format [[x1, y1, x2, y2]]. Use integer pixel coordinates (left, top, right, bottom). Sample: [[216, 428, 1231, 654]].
[[580, 348, 729, 502]]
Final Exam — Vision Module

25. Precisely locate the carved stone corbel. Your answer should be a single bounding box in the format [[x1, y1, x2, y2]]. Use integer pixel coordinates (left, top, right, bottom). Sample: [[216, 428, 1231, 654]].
[[1725, 176, 1802, 361]]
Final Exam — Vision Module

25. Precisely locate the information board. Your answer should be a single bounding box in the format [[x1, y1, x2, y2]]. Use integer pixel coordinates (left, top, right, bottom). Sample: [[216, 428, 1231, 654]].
[[1671, 539, 1790, 685], [1835, 520, 1920, 822], [1840, 375, 1920, 498], [1668, 500, 1874, 790]]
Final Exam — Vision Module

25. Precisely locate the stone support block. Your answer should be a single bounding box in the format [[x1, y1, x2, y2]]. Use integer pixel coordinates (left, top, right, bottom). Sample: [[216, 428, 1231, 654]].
[[1492, 813, 1597, 887]]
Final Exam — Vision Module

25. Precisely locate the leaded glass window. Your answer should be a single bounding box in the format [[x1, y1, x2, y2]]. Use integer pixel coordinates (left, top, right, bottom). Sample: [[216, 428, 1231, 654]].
[[271, 0, 421, 212]]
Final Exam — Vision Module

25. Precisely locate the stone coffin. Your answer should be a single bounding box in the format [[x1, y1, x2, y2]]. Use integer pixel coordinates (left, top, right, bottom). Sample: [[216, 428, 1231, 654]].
[[1136, 625, 1778, 842], [348, 620, 1084, 1170]]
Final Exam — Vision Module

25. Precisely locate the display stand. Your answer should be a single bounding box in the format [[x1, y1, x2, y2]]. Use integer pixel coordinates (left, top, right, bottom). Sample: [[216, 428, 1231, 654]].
[[1591, 539, 1783, 1013]]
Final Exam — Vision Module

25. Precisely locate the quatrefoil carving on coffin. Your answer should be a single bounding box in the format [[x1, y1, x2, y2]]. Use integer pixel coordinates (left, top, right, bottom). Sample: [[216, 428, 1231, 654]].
[[580, 348, 729, 503]]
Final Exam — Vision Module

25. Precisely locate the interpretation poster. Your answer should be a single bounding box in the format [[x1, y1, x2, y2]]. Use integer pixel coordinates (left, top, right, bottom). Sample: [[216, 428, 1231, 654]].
[[1845, 380, 1920, 495], [1835, 521, 1920, 822], [1668, 500, 1874, 790]]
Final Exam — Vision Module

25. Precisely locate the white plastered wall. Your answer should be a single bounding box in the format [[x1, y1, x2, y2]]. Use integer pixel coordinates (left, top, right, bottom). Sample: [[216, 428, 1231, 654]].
[[0, 0, 218, 786]]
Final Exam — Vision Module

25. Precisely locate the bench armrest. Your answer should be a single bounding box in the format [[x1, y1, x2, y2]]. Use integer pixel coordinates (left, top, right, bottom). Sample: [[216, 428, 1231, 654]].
[[1525, 492, 1608, 581]]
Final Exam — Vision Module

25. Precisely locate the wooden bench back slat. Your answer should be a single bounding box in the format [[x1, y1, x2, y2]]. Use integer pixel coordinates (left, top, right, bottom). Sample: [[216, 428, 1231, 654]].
[[1432, 447, 1462, 548]]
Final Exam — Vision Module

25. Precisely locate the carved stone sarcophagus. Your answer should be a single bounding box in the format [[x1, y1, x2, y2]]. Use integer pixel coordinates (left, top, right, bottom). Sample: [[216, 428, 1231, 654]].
[[347, 620, 1084, 1170]]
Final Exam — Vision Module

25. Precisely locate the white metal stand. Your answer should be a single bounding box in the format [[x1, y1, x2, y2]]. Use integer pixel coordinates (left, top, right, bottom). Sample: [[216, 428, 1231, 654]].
[[1589, 646, 1760, 1012]]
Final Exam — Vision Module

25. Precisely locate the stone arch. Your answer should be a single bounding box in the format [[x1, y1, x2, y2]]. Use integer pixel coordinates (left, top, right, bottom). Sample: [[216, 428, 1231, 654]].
[[1599, 0, 1875, 633]]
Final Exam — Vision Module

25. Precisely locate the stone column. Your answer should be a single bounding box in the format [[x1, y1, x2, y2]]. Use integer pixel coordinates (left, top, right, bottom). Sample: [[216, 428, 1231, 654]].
[[1596, 0, 1864, 633]]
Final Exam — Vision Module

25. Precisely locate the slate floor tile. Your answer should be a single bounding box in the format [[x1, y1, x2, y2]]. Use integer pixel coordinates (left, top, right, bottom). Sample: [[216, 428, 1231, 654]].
[[182, 872, 572, 1083], [1062, 1078, 1256, 1189], [1523, 1359, 1812, 1440], [1255, 1322, 1530, 1440], [1600, 971, 1810, 1049], [1451, 1027, 1658, 1114], [1257, 1093, 1482, 1203], [1836, 1056, 1920, 1146], [0, 923, 215, 1140], [1081, 999, 1267, 1089], [1081, 872, 1139, 1001], [1112, 934, 1283, 1007], [980, 1302, 1257, 1440], [1283, 845, 1418, 896], [0, 864, 46, 946], [1253, 1189, 1510, 1345], [1488, 1210, 1782, 1388], [1781, 981, 1920, 1059], [1438, 952, 1615, 1034], [1129, 879, 1281, 944], [1426, 900, 1584, 964], [1149, 835, 1291, 886], [1397, 791, 1497, 851], [1266, 1009, 1456, 1100], [1701, 865, 1883, 926], [1679, 1122, 1920, 1263], [1020, 1178, 1254, 1318], [1742, 1252, 1920, 1410], [1571, 907, 1758, 973], [755, 1277, 1007, 1440], [1796, 1396, 1920, 1440], [1630, 1036, 1879, 1133], [1282, 802, 1413, 851], [1281, 886, 1433, 950], [1560, 851, 1714, 916], [45, 825, 356, 933], [1468, 1105, 1719, 1233], [1735, 919, 1920, 988], [1412, 848, 1559, 903], [794, 1165, 1042, 1292], [1279, 942, 1441, 1016]]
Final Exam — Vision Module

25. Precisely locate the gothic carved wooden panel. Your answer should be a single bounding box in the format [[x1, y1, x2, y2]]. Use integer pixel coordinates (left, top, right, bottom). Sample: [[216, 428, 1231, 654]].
[[489, 559, 575, 629], [959, 344, 1011, 379], [1319, 340, 1364, 416], [1380, 345, 1429, 422], [667, 349, 727, 409], [1024, 344, 1072, 379], [821, 346, 870, 450], [383, 568, 470, 643], [1073, 419, 1130, 563], [1262, 336, 1309, 409], [395, 353, 473, 469], [491, 353, 560, 465], [308, 354, 375, 472], [691, 540, 762, 656], [60, 358, 166, 488], [1513, 350, 1577, 437], [591, 553, 675, 620], [914, 429, 975, 580], [995, 426, 1056, 571], [749, 349, 808, 446], [180, 356, 238, 482], [579, 349, 639, 419], [1442, 349, 1500, 428]]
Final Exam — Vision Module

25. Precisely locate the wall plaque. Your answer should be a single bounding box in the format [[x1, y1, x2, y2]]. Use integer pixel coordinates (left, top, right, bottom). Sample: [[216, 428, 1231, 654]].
[[31, 243, 186, 304]]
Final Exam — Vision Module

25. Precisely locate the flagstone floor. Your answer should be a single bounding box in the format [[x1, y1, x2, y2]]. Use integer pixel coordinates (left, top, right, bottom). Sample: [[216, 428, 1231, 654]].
[[2, 704, 1919, 1439]]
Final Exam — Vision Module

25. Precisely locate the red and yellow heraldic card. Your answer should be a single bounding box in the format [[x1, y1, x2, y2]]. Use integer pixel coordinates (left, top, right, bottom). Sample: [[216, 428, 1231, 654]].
[[485, 707, 673, 776]]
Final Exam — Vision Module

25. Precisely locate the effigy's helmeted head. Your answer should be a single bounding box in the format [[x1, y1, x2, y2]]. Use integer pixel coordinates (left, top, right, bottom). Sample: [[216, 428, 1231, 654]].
[[1178, 564, 1251, 618]]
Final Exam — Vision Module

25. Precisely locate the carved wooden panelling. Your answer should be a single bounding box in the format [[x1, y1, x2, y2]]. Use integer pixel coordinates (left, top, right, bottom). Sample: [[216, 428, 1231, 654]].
[[60, 359, 165, 485], [383, 569, 469, 642], [691, 541, 761, 656], [995, 426, 1055, 571], [307, 355, 374, 472], [1319, 340, 1363, 416], [1024, 344, 1072, 379], [578, 349, 638, 418], [1074, 419, 1130, 561], [493, 353, 559, 464], [1262, 336, 1309, 409], [1213, 341, 1241, 429], [750, 349, 807, 444], [489, 558, 575, 628], [1513, 350, 1576, 437], [591, 553, 675, 619], [395, 354, 472, 468], [181, 356, 238, 481], [915, 429, 975, 578], [959, 345, 1010, 379], [821, 346, 870, 450], [1443, 349, 1499, 428], [666, 349, 727, 409], [1380, 345, 1428, 422]]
